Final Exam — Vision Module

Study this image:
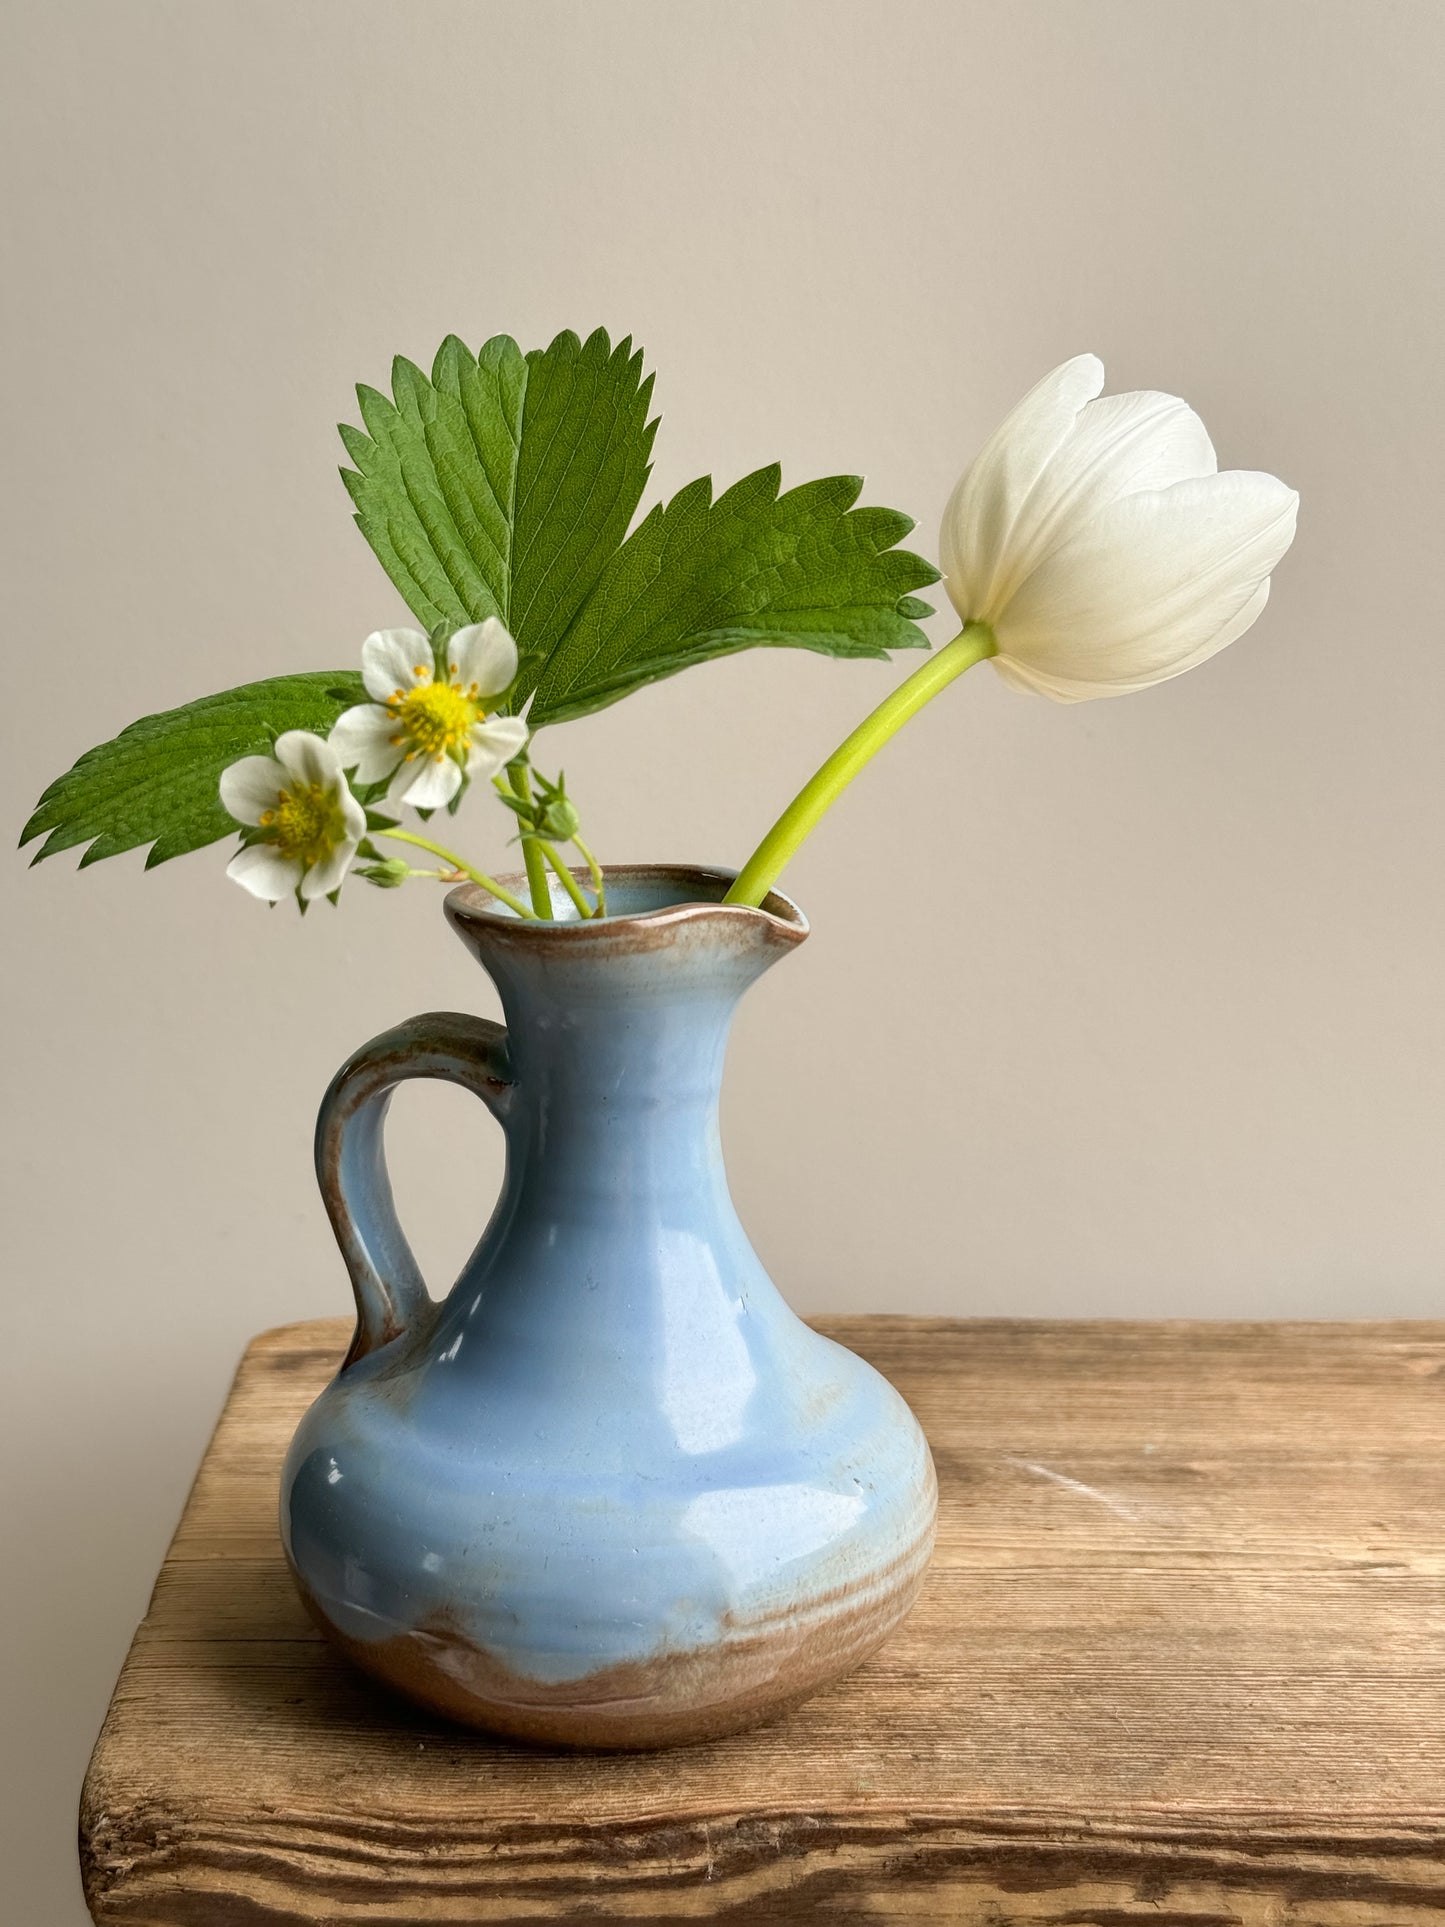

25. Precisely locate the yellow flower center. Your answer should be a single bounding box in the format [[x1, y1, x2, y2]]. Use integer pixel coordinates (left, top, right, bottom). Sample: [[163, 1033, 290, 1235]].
[[390, 679, 479, 761], [262, 781, 348, 867]]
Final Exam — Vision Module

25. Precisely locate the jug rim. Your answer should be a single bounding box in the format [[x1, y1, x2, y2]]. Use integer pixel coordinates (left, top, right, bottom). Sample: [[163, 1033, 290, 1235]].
[[444, 864, 808, 948]]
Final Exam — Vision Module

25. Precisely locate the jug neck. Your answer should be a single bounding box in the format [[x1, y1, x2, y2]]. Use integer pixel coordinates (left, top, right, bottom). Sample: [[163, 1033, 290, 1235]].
[[444, 865, 808, 1203]]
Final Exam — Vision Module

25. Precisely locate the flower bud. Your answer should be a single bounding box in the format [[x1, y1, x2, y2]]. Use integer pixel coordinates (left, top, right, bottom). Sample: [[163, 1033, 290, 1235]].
[[535, 795, 582, 841], [357, 856, 412, 889]]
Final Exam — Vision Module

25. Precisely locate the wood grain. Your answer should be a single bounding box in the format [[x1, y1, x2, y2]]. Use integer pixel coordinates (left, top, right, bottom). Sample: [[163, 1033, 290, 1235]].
[[80, 1317, 1445, 1924]]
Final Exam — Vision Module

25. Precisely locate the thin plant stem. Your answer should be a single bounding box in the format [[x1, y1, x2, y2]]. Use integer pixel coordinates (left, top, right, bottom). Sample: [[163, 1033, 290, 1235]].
[[509, 762, 553, 919], [573, 835, 606, 916], [724, 622, 998, 909], [535, 840, 595, 919], [378, 829, 536, 918]]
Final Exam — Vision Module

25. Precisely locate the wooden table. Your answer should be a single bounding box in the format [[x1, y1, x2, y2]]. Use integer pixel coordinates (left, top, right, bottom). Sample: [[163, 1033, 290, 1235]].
[[80, 1318, 1445, 1923]]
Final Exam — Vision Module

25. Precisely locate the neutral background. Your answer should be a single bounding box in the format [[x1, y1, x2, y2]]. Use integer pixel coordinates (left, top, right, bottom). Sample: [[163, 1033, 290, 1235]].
[[4, 1, 1443, 1917]]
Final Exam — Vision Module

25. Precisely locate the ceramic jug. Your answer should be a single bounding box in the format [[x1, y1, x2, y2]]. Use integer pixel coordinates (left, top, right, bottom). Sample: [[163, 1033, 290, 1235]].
[[281, 866, 937, 1747]]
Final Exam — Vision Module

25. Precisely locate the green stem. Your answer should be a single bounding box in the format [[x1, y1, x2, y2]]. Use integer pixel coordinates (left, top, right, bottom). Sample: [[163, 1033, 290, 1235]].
[[378, 829, 536, 919], [724, 622, 998, 909], [573, 835, 606, 916], [535, 840, 595, 919], [509, 762, 553, 919]]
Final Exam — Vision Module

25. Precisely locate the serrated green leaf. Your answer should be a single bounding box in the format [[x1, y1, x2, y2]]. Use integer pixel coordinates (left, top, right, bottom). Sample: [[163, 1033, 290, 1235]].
[[341, 326, 939, 734], [521, 467, 939, 727], [340, 327, 656, 677], [898, 595, 936, 621], [21, 672, 365, 869], [511, 330, 657, 670]]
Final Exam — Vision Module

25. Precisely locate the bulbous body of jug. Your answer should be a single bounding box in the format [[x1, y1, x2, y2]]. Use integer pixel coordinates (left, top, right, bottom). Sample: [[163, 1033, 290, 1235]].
[[281, 867, 937, 1748]]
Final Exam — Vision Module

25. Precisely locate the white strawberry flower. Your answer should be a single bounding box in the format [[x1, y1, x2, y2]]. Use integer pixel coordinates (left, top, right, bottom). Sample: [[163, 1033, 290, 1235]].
[[941, 355, 1299, 701], [328, 620, 530, 809], [219, 730, 366, 902]]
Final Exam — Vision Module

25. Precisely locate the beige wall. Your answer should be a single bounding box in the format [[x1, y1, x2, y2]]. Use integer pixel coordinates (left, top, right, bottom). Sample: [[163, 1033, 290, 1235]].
[[4, 1, 1443, 1916]]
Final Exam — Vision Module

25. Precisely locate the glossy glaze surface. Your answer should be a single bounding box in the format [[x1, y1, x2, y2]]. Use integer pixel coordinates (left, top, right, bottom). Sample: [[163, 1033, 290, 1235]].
[[281, 867, 937, 1747]]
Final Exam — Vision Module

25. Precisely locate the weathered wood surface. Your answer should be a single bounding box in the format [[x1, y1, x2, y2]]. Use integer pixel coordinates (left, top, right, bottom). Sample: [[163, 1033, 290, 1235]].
[[81, 1317, 1445, 1924]]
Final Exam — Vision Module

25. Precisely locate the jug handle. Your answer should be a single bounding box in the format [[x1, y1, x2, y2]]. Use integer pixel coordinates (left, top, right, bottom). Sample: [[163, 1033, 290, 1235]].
[[314, 1011, 513, 1368]]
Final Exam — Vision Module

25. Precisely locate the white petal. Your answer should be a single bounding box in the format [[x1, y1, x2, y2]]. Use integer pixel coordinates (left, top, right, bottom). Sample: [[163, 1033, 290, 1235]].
[[984, 390, 1217, 609], [219, 754, 286, 826], [273, 730, 344, 787], [328, 705, 402, 783], [940, 354, 1104, 626], [463, 714, 530, 778], [338, 785, 368, 843], [992, 581, 1274, 703], [362, 628, 432, 702], [226, 842, 302, 901], [300, 836, 360, 899], [995, 470, 1298, 698], [447, 618, 518, 698], [389, 753, 463, 810]]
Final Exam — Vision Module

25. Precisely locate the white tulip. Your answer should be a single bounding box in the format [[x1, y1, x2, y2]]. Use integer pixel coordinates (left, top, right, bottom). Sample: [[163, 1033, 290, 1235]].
[[329, 619, 530, 809], [940, 355, 1299, 701], [219, 730, 366, 902]]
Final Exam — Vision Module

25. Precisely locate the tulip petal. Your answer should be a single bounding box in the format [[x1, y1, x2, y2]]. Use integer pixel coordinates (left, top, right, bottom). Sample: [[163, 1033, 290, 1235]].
[[390, 753, 463, 811], [447, 618, 518, 699], [465, 715, 530, 778], [362, 628, 432, 702], [940, 354, 1104, 626], [995, 470, 1298, 699], [219, 754, 286, 826], [986, 390, 1218, 608], [226, 842, 302, 901], [329, 705, 402, 784], [992, 581, 1272, 702]]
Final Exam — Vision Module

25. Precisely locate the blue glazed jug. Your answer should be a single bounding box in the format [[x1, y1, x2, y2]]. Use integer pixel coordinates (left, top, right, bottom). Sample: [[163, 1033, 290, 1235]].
[[281, 866, 936, 1747]]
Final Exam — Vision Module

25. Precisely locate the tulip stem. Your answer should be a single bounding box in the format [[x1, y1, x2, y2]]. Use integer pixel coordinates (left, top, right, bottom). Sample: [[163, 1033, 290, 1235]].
[[378, 829, 537, 919], [724, 622, 998, 909]]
